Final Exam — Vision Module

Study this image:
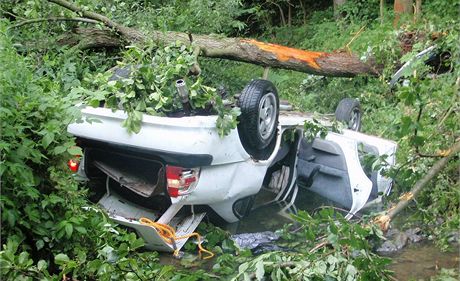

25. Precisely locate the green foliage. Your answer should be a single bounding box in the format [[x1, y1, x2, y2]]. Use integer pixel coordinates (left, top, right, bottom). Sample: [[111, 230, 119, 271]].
[[74, 41, 240, 136], [232, 209, 392, 280], [83, 0, 250, 35], [0, 22, 158, 280], [302, 119, 329, 142], [336, 0, 381, 23], [0, 21, 218, 281], [426, 268, 460, 281]]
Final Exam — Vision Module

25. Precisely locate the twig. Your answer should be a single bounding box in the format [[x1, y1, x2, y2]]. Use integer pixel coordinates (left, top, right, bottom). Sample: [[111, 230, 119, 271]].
[[412, 99, 452, 158], [344, 25, 366, 53], [127, 263, 145, 281], [8, 17, 98, 29], [262, 67, 270, 79], [309, 240, 327, 253], [1, 8, 26, 20], [312, 206, 362, 219], [268, 0, 286, 26]]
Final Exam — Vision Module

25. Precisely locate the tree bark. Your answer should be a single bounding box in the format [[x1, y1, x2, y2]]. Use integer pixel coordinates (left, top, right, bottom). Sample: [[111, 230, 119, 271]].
[[46, 0, 379, 77], [415, 0, 422, 22], [393, 0, 414, 26], [57, 28, 125, 50]]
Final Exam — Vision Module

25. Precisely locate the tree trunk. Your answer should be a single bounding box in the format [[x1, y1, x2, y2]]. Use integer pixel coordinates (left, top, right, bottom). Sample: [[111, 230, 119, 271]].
[[57, 28, 125, 49], [47, 0, 379, 77], [393, 0, 414, 26], [333, 0, 347, 19], [298, 0, 307, 25], [287, 0, 292, 27], [415, 0, 422, 22]]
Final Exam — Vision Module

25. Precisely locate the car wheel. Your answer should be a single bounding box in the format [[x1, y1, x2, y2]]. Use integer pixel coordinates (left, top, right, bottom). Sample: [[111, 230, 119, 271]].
[[335, 98, 362, 131], [238, 79, 279, 160]]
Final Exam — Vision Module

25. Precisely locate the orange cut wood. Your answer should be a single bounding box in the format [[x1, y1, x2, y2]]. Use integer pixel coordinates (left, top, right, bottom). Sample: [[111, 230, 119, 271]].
[[243, 39, 325, 69]]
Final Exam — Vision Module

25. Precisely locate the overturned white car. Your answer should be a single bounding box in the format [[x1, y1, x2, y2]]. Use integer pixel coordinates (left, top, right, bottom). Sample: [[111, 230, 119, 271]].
[[67, 78, 396, 252]]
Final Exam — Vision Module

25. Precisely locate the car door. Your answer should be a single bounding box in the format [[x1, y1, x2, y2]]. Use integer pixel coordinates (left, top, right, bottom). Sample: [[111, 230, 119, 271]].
[[296, 130, 397, 219]]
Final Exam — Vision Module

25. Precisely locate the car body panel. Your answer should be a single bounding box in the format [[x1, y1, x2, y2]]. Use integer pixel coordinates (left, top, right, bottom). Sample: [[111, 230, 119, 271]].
[[68, 104, 397, 251], [68, 106, 250, 166], [99, 191, 206, 251]]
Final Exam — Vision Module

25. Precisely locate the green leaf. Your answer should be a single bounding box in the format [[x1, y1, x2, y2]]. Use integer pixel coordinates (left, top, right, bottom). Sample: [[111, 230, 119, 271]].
[[67, 146, 82, 156], [42, 133, 54, 148], [130, 238, 145, 250], [53, 146, 67, 155], [75, 226, 87, 234], [255, 260, 265, 280], [37, 260, 47, 271], [55, 253, 70, 265], [5, 210, 16, 227], [18, 252, 30, 266], [65, 223, 73, 238], [36, 240, 45, 250]]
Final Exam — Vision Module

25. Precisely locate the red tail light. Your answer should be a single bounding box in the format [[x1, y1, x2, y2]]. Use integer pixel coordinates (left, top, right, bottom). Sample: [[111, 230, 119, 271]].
[[166, 165, 200, 197], [68, 158, 80, 173]]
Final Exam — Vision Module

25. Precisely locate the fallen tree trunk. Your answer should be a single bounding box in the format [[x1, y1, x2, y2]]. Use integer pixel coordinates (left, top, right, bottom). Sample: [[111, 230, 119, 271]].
[[47, 0, 379, 77], [375, 140, 460, 231], [57, 28, 125, 50]]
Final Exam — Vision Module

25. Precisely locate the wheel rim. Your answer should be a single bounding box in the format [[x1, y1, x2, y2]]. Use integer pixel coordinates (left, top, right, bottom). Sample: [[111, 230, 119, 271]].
[[348, 108, 361, 131], [258, 92, 277, 140]]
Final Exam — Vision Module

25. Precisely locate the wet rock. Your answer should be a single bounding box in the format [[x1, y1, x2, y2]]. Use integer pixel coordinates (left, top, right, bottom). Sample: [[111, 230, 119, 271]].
[[385, 228, 400, 237], [377, 240, 400, 254], [404, 227, 424, 243], [231, 231, 279, 250], [252, 243, 289, 255], [377, 227, 427, 254], [377, 230, 408, 254], [447, 231, 459, 244], [393, 232, 409, 249]]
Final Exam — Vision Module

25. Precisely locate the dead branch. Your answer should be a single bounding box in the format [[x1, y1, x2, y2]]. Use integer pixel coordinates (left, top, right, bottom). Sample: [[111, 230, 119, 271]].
[[375, 140, 460, 231]]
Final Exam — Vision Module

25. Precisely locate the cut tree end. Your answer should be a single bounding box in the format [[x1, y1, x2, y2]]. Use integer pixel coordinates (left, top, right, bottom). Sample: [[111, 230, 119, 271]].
[[242, 39, 325, 69]]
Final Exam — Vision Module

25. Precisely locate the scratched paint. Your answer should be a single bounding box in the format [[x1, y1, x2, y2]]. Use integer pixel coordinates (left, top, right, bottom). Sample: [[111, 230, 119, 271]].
[[242, 39, 326, 69]]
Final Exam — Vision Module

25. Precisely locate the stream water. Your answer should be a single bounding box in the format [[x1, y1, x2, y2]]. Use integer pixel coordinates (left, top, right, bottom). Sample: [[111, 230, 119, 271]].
[[386, 242, 458, 280]]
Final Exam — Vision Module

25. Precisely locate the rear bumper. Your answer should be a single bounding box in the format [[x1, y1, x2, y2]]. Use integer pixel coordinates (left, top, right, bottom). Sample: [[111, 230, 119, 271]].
[[77, 138, 212, 168]]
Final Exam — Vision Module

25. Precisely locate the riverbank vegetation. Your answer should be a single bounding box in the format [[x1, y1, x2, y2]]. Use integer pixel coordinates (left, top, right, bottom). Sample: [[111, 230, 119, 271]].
[[1, 0, 458, 280]]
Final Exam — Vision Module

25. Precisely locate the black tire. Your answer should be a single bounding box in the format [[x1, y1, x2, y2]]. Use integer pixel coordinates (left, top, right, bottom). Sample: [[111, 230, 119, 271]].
[[335, 98, 362, 131], [238, 79, 279, 160]]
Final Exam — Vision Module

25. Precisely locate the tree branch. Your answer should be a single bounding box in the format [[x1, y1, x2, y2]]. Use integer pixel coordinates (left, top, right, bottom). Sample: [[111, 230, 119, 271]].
[[375, 140, 460, 231], [47, 0, 144, 41], [8, 17, 98, 29]]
